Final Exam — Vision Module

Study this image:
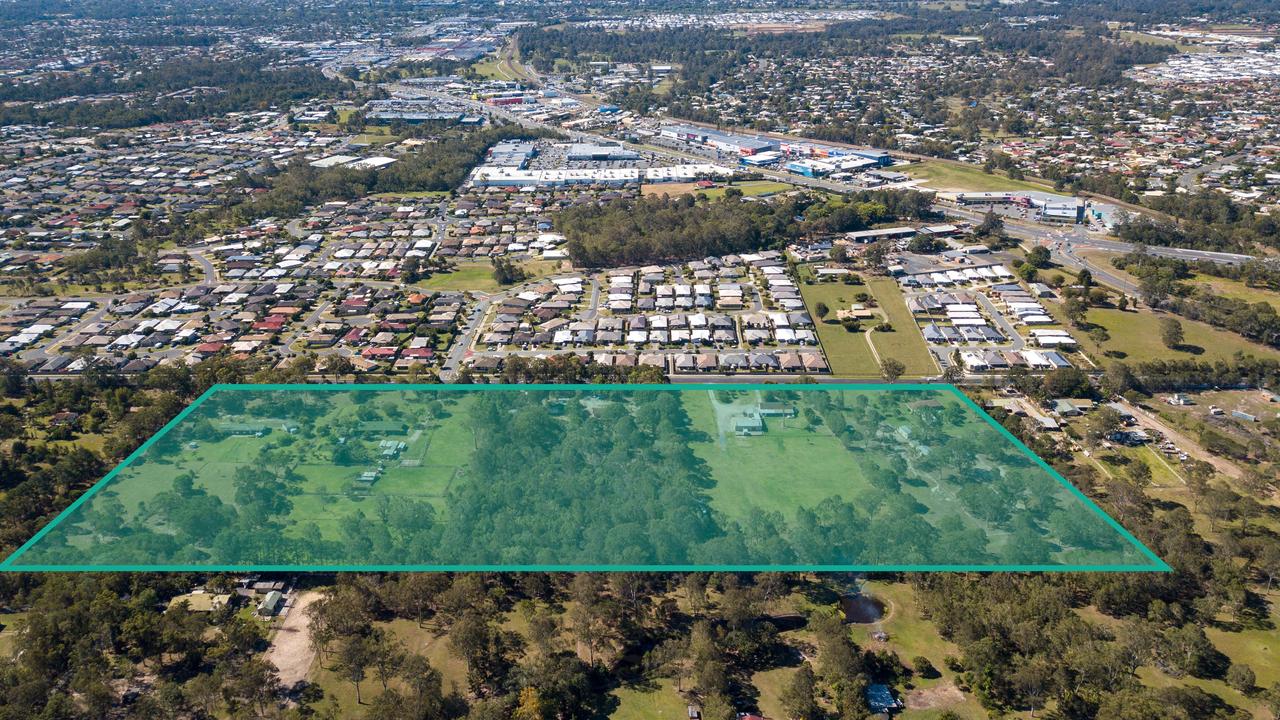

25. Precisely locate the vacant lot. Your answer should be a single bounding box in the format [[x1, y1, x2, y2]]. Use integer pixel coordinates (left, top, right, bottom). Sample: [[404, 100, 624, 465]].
[[798, 279, 882, 377], [900, 160, 1052, 193], [1084, 307, 1280, 364], [640, 179, 795, 199], [865, 277, 939, 377], [421, 259, 564, 292]]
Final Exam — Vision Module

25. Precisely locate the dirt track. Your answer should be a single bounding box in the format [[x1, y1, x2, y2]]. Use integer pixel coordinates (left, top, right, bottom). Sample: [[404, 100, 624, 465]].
[[266, 591, 323, 689]]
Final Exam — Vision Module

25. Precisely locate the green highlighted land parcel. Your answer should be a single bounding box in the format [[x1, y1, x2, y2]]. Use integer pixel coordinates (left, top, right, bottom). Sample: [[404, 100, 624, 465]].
[[2, 384, 1166, 571]]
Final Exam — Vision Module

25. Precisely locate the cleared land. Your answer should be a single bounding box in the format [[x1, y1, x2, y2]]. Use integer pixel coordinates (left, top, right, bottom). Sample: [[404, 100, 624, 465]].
[[640, 179, 795, 199], [899, 160, 1053, 193], [865, 277, 939, 377], [797, 278, 882, 377], [1083, 307, 1280, 363], [421, 259, 564, 292]]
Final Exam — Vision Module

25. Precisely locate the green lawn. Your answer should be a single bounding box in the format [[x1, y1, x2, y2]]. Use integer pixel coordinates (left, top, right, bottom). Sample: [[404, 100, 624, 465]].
[[421, 260, 564, 293], [1118, 30, 1211, 53], [1206, 591, 1280, 690], [469, 56, 510, 80], [693, 415, 872, 522], [0, 611, 27, 658], [862, 581, 960, 668], [703, 180, 796, 199], [609, 679, 689, 720], [1084, 307, 1280, 363], [751, 667, 795, 719], [865, 277, 939, 377], [351, 126, 398, 145], [899, 160, 1053, 193], [797, 279, 882, 377]]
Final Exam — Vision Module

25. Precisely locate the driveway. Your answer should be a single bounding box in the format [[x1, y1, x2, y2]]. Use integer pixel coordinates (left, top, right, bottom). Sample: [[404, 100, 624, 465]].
[[265, 590, 323, 691]]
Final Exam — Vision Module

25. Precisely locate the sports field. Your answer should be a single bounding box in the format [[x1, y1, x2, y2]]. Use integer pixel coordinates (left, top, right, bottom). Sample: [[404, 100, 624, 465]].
[[3, 385, 1163, 571]]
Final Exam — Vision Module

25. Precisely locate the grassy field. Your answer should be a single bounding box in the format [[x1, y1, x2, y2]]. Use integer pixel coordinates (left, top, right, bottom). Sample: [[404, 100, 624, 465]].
[[797, 279, 883, 377], [860, 581, 997, 719], [641, 179, 796, 199], [608, 679, 689, 720], [865, 277, 939, 377], [686, 393, 872, 521], [420, 259, 565, 292], [0, 611, 26, 658], [351, 125, 398, 146], [899, 160, 1053, 193], [469, 56, 508, 79], [1083, 307, 1280, 363], [751, 667, 796, 719], [1118, 30, 1210, 53]]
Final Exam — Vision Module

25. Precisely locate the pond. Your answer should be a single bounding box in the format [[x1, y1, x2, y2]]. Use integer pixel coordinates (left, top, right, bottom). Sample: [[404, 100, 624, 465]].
[[839, 594, 885, 624]]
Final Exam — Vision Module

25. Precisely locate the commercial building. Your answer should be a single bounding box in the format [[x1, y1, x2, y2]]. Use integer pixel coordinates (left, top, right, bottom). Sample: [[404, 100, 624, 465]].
[[659, 123, 780, 155]]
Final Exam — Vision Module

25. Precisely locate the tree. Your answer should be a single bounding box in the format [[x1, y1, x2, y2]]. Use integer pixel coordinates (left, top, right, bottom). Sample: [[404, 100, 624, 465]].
[[976, 211, 1004, 238], [1127, 459, 1152, 487], [1084, 407, 1124, 446], [700, 692, 736, 720], [863, 240, 889, 271], [1226, 663, 1256, 693], [880, 358, 906, 382], [780, 664, 821, 720], [513, 687, 546, 720], [1027, 245, 1051, 268], [1160, 318, 1184, 349], [369, 629, 407, 691], [492, 257, 528, 286], [399, 654, 446, 718], [336, 635, 376, 704], [815, 302, 830, 320], [942, 363, 963, 384], [912, 656, 938, 679]]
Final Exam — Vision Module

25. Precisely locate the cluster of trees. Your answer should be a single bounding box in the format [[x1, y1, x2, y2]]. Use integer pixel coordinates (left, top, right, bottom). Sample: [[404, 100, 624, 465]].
[[457, 354, 668, 385], [18, 383, 1139, 568], [557, 190, 936, 268], [0, 570, 286, 718], [980, 24, 1172, 88], [299, 571, 891, 720], [557, 193, 800, 267], [0, 53, 348, 130], [1112, 250, 1280, 349], [1116, 197, 1280, 253]]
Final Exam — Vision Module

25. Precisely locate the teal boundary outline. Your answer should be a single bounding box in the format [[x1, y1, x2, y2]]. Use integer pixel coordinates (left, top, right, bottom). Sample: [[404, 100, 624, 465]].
[[0, 383, 1171, 573]]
